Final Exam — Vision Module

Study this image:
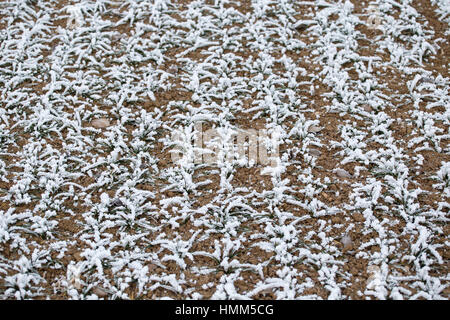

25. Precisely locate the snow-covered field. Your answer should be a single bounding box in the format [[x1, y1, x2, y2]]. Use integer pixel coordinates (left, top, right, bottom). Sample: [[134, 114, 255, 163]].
[[0, 0, 448, 300]]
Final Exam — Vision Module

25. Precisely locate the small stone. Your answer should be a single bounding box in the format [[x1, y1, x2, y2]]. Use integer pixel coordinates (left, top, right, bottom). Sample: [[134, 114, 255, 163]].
[[321, 192, 330, 200], [309, 148, 322, 157], [110, 198, 124, 207], [362, 104, 373, 112], [295, 21, 316, 32], [331, 216, 341, 224], [335, 168, 352, 179], [92, 286, 108, 298], [341, 234, 353, 251], [308, 125, 323, 133], [91, 118, 110, 128], [296, 24, 310, 32], [419, 77, 434, 84], [281, 96, 290, 104], [111, 33, 126, 42], [168, 65, 178, 74], [353, 213, 364, 222]]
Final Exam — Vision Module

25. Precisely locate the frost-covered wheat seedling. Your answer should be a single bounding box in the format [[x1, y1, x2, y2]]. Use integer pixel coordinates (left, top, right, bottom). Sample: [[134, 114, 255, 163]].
[[0, 0, 448, 300]]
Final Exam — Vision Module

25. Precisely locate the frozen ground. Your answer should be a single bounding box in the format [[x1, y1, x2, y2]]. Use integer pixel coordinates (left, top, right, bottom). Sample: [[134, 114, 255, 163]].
[[0, 0, 449, 299]]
